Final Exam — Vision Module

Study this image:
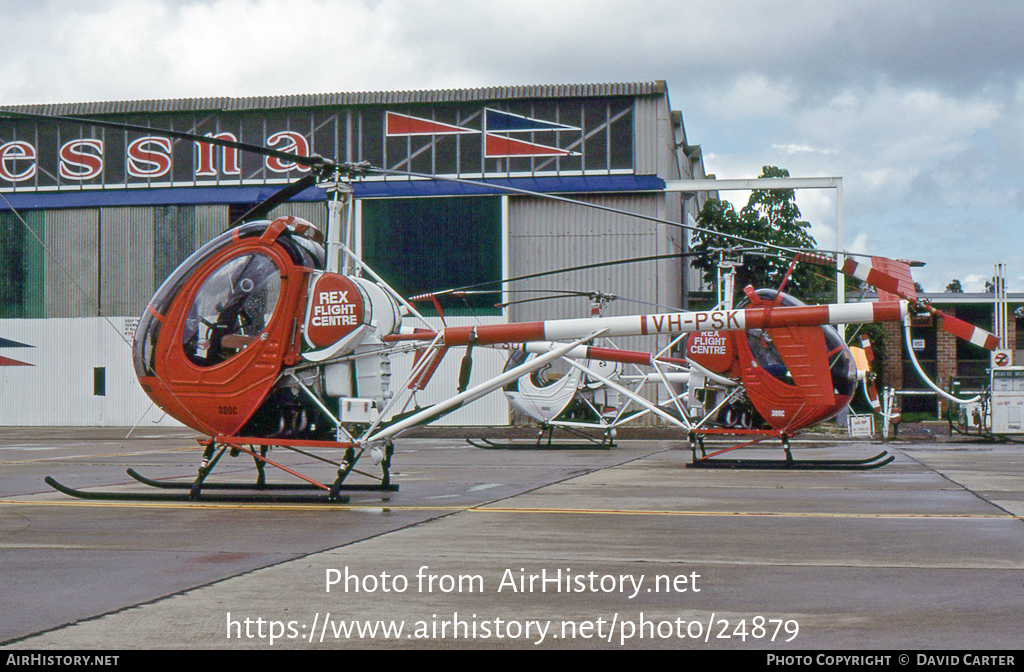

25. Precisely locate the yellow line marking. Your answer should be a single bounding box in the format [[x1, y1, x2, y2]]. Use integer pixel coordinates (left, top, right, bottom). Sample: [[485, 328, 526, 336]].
[[0, 499, 445, 513], [0, 498, 1018, 521], [471, 507, 1022, 521]]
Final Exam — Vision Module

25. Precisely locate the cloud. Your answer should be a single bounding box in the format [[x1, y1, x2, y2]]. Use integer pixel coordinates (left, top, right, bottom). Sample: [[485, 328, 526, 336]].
[[2, 1, 1018, 102], [699, 75, 799, 121], [772, 144, 836, 156], [963, 274, 990, 292]]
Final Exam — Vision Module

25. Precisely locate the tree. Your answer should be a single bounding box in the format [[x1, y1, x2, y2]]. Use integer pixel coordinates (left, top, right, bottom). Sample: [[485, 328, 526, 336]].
[[945, 279, 963, 293], [690, 166, 826, 300]]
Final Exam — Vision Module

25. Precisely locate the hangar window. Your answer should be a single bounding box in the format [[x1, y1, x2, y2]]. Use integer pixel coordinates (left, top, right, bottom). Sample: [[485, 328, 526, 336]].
[[0, 211, 45, 318], [360, 196, 502, 315], [154, 205, 198, 287]]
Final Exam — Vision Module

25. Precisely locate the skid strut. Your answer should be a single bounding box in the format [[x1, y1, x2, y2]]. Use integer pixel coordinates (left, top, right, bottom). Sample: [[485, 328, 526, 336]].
[[330, 447, 359, 501], [191, 441, 228, 498]]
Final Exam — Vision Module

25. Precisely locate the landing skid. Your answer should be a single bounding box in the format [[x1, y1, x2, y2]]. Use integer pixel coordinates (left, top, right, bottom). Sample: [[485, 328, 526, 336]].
[[687, 451, 895, 471], [468, 424, 614, 450], [127, 469, 399, 492], [44, 435, 401, 504], [44, 475, 350, 503], [467, 437, 611, 450]]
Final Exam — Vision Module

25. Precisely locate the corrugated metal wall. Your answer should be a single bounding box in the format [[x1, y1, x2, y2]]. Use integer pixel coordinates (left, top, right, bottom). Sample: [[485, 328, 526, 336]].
[[633, 95, 664, 177], [197, 205, 231, 247], [507, 193, 685, 424], [508, 193, 682, 322], [45, 209, 98, 318], [633, 91, 710, 308], [154, 206, 197, 286], [384, 315, 508, 426], [45, 205, 234, 320], [100, 207, 154, 317], [36, 203, 319, 317]]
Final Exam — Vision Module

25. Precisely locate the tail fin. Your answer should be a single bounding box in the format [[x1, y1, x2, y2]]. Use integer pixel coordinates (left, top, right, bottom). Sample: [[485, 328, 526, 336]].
[[863, 257, 918, 303]]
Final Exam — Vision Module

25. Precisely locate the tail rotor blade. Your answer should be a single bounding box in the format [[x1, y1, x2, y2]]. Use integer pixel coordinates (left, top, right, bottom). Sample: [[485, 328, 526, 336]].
[[859, 334, 876, 363], [935, 310, 1000, 351], [852, 335, 882, 412], [850, 345, 871, 380], [864, 379, 882, 412]]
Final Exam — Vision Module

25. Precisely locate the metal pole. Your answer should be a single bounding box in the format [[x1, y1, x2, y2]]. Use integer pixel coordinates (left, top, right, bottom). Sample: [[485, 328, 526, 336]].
[[836, 179, 845, 339]]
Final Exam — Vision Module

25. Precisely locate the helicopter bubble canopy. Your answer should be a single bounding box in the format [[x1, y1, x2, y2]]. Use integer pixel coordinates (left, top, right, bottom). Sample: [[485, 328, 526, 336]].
[[133, 220, 323, 379], [131, 218, 324, 436]]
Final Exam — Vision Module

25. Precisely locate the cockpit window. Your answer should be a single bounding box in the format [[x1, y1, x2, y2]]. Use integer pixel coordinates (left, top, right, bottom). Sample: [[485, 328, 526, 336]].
[[183, 252, 282, 366], [747, 329, 794, 385], [824, 327, 858, 397]]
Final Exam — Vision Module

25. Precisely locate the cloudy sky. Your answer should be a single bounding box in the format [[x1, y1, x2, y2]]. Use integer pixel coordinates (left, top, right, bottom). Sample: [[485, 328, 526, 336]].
[[2, 0, 1022, 292]]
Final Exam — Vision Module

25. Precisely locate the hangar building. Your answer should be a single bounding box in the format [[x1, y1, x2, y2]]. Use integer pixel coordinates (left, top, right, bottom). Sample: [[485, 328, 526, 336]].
[[0, 81, 709, 426]]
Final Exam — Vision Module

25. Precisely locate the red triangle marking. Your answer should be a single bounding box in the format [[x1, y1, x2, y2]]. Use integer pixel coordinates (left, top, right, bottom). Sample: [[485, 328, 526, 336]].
[[484, 134, 577, 157], [386, 111, 477, 136], [0, 355, 32, 366]]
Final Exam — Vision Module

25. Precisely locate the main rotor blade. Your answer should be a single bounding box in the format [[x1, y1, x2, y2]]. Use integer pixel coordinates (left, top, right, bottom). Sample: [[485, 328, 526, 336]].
[[423, 252, 699, 299], [0, 109, 330, 169], [230, 173, 320, 226], [371, 166, 877, 261]]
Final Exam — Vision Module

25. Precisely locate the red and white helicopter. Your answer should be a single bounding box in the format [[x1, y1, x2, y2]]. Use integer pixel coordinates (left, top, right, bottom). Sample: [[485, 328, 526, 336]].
[[427, 250, 982, 469], [1, 110, 998, 501]]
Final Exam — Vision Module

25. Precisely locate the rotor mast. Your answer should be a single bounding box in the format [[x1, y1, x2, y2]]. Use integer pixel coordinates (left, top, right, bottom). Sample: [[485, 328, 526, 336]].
[[324, 174, 357, 275]]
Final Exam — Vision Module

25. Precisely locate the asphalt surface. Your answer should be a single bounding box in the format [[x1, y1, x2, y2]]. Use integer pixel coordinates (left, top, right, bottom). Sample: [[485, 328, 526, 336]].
[[0, 427, 1022, 650]]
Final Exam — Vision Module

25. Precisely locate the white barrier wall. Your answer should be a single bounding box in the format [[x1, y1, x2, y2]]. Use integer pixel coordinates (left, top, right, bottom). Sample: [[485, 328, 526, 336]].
[[0, 317, 169, 427]]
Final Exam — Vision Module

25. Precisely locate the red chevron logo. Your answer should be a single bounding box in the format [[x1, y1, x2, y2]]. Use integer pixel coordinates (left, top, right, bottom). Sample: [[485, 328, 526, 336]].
[[386, 112, 477, 136], [0, 337, 34, 366]]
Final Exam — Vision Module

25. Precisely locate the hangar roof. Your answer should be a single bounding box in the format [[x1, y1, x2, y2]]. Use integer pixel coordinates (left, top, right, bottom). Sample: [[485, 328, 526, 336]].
[[1, 81, 669, 116]]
